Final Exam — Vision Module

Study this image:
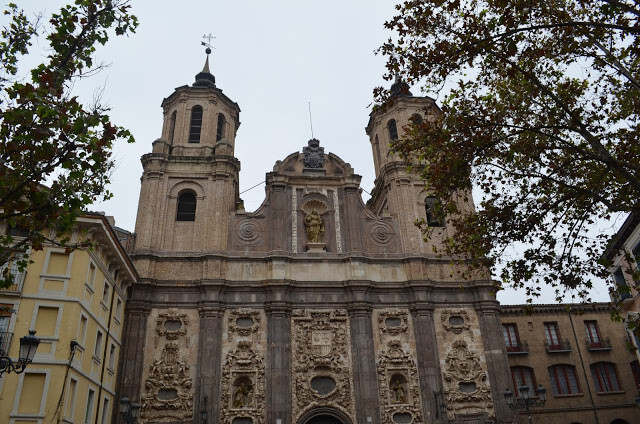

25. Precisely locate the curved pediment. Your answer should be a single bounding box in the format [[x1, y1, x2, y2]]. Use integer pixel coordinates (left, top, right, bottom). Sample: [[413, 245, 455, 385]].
[[271, 139, 355, 178]]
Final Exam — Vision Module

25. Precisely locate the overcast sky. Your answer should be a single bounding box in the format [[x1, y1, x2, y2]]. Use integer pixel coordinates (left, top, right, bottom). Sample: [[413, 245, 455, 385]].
[[14, 1, 611, 304]]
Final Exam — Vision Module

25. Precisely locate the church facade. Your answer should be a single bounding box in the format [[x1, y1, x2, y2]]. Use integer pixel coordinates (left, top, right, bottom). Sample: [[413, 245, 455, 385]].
[[118, 55, 512, 424]]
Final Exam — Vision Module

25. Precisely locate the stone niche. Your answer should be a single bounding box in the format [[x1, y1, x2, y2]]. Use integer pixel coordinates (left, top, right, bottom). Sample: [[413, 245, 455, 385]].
[[140, 309, 199, 423]]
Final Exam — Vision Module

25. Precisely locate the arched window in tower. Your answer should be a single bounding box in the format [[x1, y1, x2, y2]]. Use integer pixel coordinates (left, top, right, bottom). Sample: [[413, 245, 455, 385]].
[[176, 191, 197, 221], [216, 113, 226, 141], [189, 106, 203, 143], [410, 113, 423, 124], [388, 119, 398, 141], [425, 196, 445, 227]]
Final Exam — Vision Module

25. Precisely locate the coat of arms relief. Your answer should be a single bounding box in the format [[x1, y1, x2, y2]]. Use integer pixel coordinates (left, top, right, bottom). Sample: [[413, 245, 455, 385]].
[[291, 309, 355, 423]]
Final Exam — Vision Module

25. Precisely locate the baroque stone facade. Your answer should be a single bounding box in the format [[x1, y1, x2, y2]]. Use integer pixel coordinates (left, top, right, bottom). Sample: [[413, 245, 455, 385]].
[[118, 57, 513, 424]]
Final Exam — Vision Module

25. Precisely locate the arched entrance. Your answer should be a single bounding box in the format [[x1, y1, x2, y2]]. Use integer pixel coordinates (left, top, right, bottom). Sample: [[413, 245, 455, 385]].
[[298, 407, 352, 424], [306, 415, 344, 424]]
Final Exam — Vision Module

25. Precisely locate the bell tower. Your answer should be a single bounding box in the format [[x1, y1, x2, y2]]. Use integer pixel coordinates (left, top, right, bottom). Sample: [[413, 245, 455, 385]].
[[366, 78, 449, 254], [132, 48, 241, 259]]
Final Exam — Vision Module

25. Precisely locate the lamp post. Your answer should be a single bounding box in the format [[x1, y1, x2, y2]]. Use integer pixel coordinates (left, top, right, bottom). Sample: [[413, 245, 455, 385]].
[[119, 397, 140, 424], [504, 384, 547, 424], [0, 330, 41, 377]]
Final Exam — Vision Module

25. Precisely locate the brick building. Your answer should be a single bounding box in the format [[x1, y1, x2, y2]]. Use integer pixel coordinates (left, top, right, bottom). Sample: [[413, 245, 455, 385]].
[[501, 303, 639, 424]]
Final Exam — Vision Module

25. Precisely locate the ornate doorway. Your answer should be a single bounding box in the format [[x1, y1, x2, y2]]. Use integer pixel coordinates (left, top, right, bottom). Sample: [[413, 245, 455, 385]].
[[305, 415, 345, 424]]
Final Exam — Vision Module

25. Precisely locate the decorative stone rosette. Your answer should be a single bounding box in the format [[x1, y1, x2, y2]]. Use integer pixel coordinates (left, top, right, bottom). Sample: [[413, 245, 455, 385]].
[[141, 309, 195, 422], [220, 309, 266, 424], [374, 309, 424, 424], [291, 309, 355, 423]]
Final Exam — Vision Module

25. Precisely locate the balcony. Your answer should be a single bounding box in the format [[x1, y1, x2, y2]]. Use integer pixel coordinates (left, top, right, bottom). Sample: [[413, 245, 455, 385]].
[[586, 338, 612, 351], [507, 341, 529, 355], [545, 340, 572, 353]]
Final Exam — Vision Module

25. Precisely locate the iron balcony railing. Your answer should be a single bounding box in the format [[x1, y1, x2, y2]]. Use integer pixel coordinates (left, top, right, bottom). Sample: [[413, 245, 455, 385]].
[[506, 340, 529, 354], [586, 337, 612, 351], [545, 340, 572, 353]]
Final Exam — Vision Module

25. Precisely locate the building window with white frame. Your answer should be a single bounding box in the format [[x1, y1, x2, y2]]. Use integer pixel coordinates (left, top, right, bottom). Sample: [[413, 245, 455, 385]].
[[84, 389, 95, 424], [94, 330, 103, 360]]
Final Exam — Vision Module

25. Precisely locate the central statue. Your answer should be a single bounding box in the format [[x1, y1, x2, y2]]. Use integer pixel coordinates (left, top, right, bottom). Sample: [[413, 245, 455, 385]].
[[304, 208, 325, 243]]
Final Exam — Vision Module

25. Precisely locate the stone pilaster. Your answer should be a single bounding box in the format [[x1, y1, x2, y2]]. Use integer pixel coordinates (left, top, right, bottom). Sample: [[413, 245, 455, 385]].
[[347, 293, 381, 424], [118, 301, 150, 402], [266, 298, 291, 424], [410, 300, 446, 423], [476, 301, 513, 424], [197, 303, 224, 424]]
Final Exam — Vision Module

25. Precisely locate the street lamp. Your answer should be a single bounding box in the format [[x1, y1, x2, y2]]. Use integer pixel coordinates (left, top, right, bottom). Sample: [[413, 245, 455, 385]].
[[119, 397, 140, 424], [0, 330, 40, 377], [504, 384, 547, 424]]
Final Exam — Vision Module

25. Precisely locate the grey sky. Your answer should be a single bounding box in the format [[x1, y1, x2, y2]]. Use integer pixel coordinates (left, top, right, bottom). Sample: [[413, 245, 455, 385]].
[[13, 1, 611, 303]]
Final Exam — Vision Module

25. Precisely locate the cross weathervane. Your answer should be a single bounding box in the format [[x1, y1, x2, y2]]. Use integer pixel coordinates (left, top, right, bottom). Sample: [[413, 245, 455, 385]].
[[201, 33, 215, 51]]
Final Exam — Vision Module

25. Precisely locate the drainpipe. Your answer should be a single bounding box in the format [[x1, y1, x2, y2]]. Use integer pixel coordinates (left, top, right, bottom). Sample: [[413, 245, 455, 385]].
[[567, 307, 599, 424]]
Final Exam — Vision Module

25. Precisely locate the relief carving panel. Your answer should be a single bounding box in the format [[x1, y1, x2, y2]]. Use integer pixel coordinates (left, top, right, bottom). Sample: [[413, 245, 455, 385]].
[[373, 309, 423, 424], [435, 308, 495, 421], [291, 309, 355, 423], [141, 308, 198, 423], [220, 309, 267, 424]]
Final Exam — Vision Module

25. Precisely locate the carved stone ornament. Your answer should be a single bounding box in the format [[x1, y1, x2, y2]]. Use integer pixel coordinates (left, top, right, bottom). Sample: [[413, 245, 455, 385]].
[[369, 221, 395, 246], [304, 209, 325, 243], [156, 310, 189, 340], [442, 340, 494, 420], [440, 309, 471, 334], [141, 343, 193, 422], [303, 138, 325, 168], [236, 218, 264, 245], [220, 341, 266, 424], [228, 309, 262, 337], [376, 340, 424, 424], [291, 309, 355, 423], [378, 310, 409, 336]]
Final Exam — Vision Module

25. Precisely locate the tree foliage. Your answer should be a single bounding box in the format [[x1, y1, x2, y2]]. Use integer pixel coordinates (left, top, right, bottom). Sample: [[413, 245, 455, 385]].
[[0, 1, 137, 287], [377, 0, 640, 301]]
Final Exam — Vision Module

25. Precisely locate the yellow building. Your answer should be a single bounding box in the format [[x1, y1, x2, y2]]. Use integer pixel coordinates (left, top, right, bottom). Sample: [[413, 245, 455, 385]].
[[0, 213, 137, 424]]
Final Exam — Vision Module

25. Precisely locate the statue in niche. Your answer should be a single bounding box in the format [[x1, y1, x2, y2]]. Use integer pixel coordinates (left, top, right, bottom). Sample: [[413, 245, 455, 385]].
[[233, 381, 253, 408], [304, 208, 325, 243], [390, 375, 407, 404]]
